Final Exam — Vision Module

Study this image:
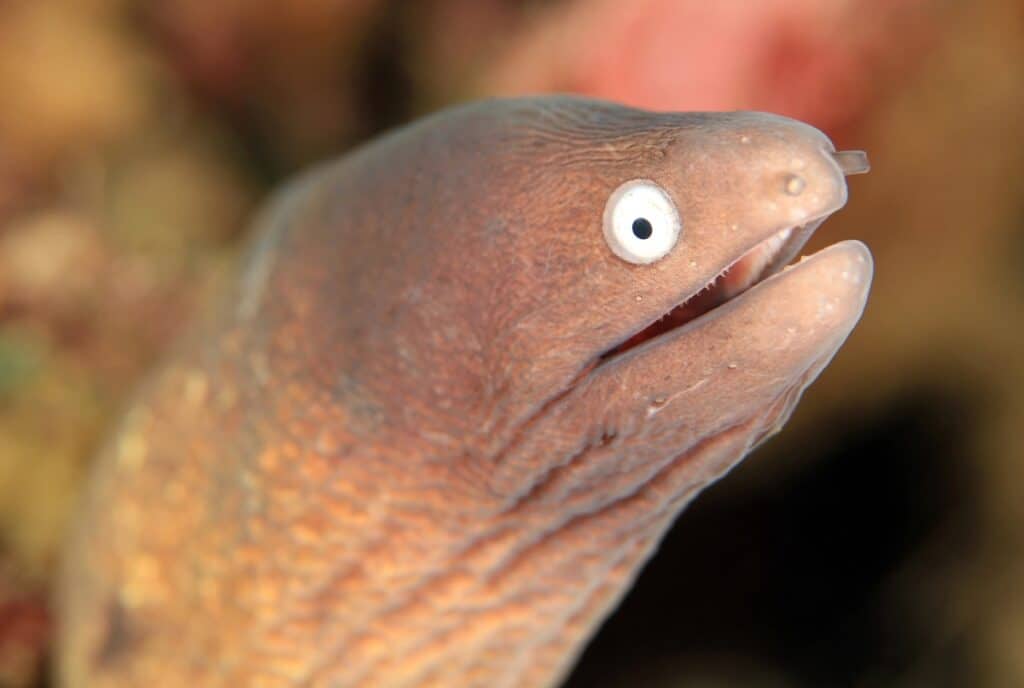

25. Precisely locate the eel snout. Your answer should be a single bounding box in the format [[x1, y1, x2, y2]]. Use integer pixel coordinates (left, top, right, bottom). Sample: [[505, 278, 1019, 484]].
[[601, 144, 869, 361]]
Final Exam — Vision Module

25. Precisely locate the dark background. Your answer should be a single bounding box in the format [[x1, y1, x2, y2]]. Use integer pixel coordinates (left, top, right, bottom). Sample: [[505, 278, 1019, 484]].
[[0, 0, 1021, 685]]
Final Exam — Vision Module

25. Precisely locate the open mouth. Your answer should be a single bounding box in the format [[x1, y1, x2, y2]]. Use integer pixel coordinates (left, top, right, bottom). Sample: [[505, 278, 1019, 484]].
[[599, 217, 828, 361]]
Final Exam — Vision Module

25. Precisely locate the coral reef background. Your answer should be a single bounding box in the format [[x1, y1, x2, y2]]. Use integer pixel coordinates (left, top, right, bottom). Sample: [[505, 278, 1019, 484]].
[[0, 1, 1020, 685]]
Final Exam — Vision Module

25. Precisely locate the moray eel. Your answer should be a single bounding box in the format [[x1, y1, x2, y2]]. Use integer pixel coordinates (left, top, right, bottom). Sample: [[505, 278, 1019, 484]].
[[58, 96, 872, 687]]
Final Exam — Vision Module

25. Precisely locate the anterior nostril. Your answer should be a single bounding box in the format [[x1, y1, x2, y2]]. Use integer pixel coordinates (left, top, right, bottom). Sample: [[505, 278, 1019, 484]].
[[783, 174, 806, 196], [832, 150, 870, 175]]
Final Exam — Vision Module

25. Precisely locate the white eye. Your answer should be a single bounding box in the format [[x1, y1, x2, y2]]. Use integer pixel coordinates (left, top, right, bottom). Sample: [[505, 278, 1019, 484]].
[[602, 179, 681, 264]]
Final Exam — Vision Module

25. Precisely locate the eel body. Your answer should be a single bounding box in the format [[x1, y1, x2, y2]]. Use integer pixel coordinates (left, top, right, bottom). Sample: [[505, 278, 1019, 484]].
[[58, 96, 872, 687]]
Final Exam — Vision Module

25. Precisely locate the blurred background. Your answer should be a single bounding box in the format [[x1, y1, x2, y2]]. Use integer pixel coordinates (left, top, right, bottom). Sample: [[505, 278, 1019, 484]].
[[0, 0, 1021, 686]]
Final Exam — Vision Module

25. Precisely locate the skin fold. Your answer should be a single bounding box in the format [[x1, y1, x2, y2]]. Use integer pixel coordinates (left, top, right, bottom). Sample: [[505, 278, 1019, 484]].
[[57, 96, 872, 687]]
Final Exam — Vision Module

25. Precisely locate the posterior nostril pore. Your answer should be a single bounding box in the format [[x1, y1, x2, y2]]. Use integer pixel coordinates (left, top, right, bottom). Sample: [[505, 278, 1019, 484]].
[[784, 174, 806, 196], [832, 150, 870, 175]]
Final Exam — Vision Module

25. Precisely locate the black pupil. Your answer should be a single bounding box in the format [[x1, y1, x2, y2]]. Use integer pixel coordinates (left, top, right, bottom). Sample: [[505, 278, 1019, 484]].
[[632, 217, 653, 240]]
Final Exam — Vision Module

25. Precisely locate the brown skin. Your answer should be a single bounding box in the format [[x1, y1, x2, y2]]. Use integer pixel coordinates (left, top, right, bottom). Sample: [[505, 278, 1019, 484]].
[[58, 96, 871, 687]]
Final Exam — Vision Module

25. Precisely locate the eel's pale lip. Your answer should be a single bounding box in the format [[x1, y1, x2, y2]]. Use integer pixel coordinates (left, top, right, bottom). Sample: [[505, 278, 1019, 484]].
[[598, 212, 834, 364]]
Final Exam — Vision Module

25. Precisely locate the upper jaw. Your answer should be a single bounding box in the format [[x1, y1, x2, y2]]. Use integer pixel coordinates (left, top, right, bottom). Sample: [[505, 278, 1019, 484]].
[[598, 207, 839, 365], [595, 143, 868, 366]]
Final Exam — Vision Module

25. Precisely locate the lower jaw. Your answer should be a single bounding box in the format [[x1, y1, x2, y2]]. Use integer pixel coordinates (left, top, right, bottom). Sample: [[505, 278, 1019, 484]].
[[602, 219, 824, 359]]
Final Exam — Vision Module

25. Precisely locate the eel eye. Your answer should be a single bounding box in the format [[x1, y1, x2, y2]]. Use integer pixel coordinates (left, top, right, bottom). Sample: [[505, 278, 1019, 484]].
[[602, 179, 681, 264]]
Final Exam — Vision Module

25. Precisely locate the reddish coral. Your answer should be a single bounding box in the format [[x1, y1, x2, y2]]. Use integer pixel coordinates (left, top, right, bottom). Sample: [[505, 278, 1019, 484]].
[[0, 574, 50, 688], [484, 0, 938, 143]]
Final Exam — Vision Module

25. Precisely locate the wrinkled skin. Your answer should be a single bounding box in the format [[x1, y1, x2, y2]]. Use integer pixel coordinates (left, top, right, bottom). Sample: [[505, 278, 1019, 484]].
[[58, 97, 872, 687]]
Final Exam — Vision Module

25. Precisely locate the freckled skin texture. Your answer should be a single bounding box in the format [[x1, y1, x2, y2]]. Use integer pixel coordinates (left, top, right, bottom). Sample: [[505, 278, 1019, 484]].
[[58, 97, 872, 687]]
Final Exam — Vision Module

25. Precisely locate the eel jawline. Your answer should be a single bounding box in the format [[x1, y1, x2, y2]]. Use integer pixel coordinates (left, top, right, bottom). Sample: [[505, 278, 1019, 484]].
[[600, 217, 827, 361]]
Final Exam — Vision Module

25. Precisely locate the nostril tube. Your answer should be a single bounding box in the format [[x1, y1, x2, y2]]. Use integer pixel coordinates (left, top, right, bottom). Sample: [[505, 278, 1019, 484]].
[[832, 150, 870, 176]]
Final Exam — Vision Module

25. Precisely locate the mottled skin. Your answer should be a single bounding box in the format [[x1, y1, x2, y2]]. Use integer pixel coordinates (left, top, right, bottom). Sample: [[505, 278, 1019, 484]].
[[58, 97, 872, 687]]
